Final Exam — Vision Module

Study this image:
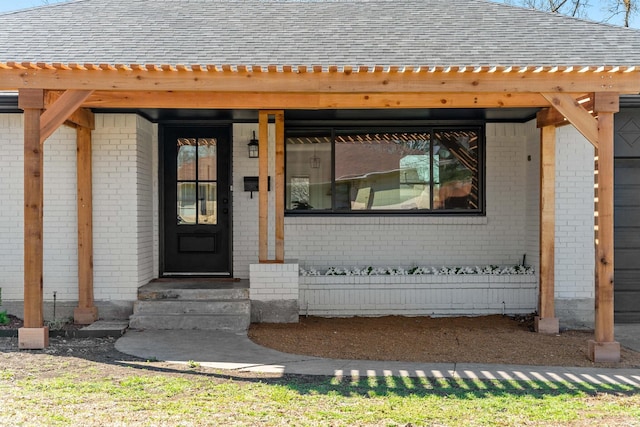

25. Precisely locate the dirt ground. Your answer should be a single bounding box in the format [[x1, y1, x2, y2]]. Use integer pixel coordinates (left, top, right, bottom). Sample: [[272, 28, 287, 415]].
[[249, 314, 640, 368], [1, 314, 639, 369]]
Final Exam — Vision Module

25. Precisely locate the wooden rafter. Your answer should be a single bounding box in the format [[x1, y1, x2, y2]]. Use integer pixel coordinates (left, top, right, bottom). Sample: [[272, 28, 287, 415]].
[[541, 93, 598, 148], [2, 64, 640, 94]]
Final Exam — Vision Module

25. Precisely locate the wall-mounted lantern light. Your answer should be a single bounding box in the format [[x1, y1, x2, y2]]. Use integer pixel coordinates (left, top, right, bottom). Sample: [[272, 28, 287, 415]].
[[248, 131, 259, 158]]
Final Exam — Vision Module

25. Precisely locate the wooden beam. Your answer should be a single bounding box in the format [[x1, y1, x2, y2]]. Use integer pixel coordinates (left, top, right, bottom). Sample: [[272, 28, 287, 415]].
[[589, 93, 620, 363], [536, 107, 566, 128], [18, 89, 49, 349], [18, 88, 44, 110], [73, 126, 98, 324], [537, 95, 594, 128], [593, 92, 620, 113], [274, 111, 285, 262], [45, 91, 95, 130], [541, 93, 598, 148], [40, 90, 94, 143], [2, 67, 640, 94], [535, 125, 559, 334], [258, 111, 269, 262], [78, 90, 555, 109]]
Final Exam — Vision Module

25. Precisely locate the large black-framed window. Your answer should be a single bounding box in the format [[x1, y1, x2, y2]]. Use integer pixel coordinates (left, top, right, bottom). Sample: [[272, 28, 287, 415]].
[[285, 126, 484, 214]]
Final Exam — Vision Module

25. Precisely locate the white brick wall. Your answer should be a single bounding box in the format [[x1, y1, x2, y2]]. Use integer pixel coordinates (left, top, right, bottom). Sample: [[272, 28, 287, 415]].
[[92, 114, 147, 301], [232, 123, 276, 278], [524, 120, 541, 279], [555, 126, 595, 300], [0, 115, 23, 300], [43, 122, 78, 302], [284, 123, 530, 269], [300, 275, 537, 316], [249, 262, 299, 301], [90, 114, 159, 299], [135, 116, 158, 286]]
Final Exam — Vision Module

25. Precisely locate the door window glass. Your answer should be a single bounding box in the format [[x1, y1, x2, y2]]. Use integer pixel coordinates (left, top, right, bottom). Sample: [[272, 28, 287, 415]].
[[176, 137, 218, 225]]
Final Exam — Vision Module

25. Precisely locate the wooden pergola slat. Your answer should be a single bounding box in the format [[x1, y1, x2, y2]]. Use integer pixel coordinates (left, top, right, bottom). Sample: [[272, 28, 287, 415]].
[[2, 65, 640, 94]]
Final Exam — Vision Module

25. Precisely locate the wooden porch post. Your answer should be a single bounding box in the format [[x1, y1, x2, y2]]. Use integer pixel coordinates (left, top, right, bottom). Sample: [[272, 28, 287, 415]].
[[258, 111, 269, 262], [274, 111, 285, 262], [73, 126, 98, 324], [589, 93, 620, 362], [257, 110, 285, 263], [535, 125, 559, 334], [18, 89, 49, 349]]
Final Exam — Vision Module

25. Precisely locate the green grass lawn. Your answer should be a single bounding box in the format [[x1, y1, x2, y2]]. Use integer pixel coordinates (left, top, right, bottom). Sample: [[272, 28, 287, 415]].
[[1, 360, 639, 426]]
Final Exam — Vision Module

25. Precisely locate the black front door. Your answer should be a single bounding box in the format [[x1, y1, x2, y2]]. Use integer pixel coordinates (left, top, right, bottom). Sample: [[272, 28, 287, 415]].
[[162, 125, 231, 275]]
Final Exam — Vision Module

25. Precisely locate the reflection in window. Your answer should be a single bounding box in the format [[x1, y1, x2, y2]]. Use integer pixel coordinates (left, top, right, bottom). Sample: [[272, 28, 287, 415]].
[[434, 131, 479, 210], [285, 128, 481, 214], [177, 182, 196, 224], [285, 135, 332, 210], [176, 138, 218, 224], [335, 133, 432, 210]]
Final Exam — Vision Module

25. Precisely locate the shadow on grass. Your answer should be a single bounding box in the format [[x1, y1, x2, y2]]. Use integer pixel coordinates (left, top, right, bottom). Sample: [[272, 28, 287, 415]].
[[103, 357, 640, 400]]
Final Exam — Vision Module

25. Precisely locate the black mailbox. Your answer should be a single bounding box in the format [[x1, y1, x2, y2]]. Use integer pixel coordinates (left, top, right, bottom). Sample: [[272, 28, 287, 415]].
[[244, 176, 270, 198]]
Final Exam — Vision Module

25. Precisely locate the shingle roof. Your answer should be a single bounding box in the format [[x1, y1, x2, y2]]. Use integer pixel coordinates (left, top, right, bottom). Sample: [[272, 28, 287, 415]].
[[1, 0, 640, 67]]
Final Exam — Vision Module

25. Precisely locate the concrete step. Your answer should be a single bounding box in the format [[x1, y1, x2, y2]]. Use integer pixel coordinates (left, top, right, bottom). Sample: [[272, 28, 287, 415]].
[[133, 299, 250, 316], [129, 313, 250, 331], [133, 280, 251, 331], [138, 286, 249, 301]]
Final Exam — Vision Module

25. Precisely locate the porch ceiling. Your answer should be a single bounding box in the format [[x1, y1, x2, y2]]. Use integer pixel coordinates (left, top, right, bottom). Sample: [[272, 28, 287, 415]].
[[88, 108, 540, 123]]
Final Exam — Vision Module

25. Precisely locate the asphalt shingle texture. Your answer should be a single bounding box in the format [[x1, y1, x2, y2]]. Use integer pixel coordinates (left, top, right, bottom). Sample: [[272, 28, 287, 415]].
[[1, 0, 640, 67]]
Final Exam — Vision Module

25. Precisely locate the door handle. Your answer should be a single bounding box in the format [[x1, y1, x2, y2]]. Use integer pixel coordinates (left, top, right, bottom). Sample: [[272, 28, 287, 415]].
[[223, 198, 228, 204], [223, 208, 229, 214]]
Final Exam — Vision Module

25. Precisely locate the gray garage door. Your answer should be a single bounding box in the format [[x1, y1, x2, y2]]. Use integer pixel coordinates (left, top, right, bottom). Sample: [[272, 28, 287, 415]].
[[615, 109, 640, 323]]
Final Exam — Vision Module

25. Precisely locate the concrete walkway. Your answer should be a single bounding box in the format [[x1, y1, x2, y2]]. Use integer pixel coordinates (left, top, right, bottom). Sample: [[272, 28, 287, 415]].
[[115, 328, 640, 387]]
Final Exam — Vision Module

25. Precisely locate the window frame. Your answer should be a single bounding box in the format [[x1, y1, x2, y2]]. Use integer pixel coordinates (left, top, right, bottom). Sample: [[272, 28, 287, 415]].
[[284, 124, 486, 216]]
